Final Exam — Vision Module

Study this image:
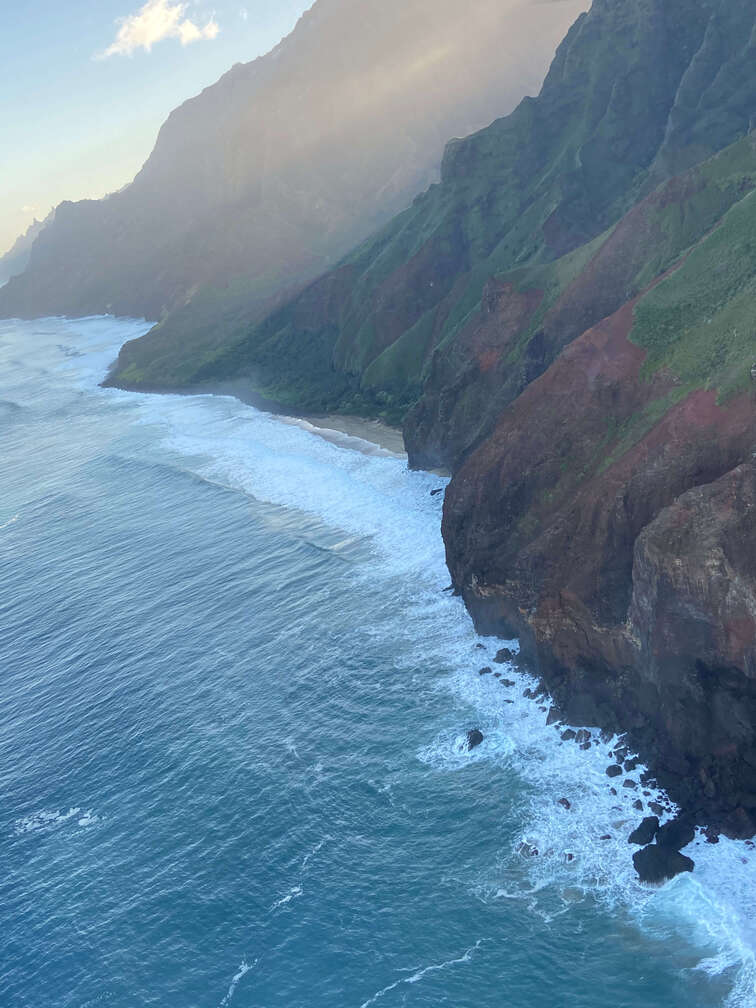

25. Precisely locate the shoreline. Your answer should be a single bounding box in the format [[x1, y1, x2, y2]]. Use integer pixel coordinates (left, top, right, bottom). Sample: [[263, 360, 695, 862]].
[[10, 314, 756, 1007], [102, 361, 744, 846], [277, 412, 407, 457], [102, 374, 408, 457], [102, 373, 458, 472]]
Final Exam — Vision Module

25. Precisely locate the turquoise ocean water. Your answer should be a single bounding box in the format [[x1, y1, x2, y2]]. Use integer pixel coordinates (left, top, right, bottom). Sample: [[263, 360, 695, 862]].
[[2, 315, 756, 1007]]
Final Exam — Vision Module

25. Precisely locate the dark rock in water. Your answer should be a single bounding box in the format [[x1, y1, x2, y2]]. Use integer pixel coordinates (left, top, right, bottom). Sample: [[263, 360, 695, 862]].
[[467, 729, 484, 750], [546, 706, 561, 726], [633, 799, 644, 811], [628, 816, 660, 846], [599, 834, 612, 841], [442, 584, 455, 593], [478, 666, 493, 676], [517, 841, 539, 857], [656, 816, 695, 851], [475, 643, 485, 650], [633, 844, 694, 884], [493, 647, 514, 663], [704, 826, 720, 844], [625, 758, 639, 772], [558, 797, 571, 810], [566, 852, 575, 862], [503, 698, 514, 704], [580, 741, 591, 750], [501, 679, 515, 687], [640, 771, 656, 786], [430, 488, 444, 496], [561, 729, 577, 741], [576, 729, 591, 745], [649, 801, 664, 816], [494, 672, 501, 678], [623, 778, 638, 789], [606, 764, 623, 778], [610, 788, 617, 796], [613, 746, 629, 763], [523, 688, 537, 699]]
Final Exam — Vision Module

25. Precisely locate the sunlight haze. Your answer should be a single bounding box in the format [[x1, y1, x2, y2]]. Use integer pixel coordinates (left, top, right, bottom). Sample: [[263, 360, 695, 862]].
[[1, 0, 311, 254]]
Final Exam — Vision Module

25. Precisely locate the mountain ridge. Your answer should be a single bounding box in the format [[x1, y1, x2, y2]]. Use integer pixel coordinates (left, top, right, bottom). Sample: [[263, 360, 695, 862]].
[[0, 0, 585, 348], [157, 0, 754, 448]]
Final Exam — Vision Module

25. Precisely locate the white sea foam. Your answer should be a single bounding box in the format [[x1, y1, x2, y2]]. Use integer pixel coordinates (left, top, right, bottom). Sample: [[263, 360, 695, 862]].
[[13, 806, 99, 835], [359, 939, 486, 1008], [276, 414, 404, 459], [76, 810, 100, 828], [417, 724, 516, 770], [270, 885, 303, 911], [220, 958, 256, 1006], [433, 643, 756, 1005], [302, 836, 330, 869], [0, 513, 19, 529], [49, 314, 756, 1007]]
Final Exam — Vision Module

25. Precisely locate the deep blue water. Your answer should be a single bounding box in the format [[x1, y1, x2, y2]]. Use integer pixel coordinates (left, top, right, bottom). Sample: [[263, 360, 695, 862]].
[[2, 316, 756, 1008]]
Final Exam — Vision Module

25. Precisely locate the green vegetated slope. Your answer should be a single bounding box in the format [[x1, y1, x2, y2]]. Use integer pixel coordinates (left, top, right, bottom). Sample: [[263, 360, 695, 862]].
[[406, 131, 756, 465], [632, 186, 756, 399], [168, 0, 756, 449], [599, 179, 756, 464]]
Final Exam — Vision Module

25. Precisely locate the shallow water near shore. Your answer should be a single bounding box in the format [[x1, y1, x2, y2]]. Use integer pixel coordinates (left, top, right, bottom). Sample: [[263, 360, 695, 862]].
[[2, 315, 756, 1007]]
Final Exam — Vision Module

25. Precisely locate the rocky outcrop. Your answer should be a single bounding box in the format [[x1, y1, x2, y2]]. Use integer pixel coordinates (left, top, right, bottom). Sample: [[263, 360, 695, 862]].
[[632, 844, 695, 885], [630, 815, 697, 883], [628, 817, 660, 846], [466, 729, 484, 751]]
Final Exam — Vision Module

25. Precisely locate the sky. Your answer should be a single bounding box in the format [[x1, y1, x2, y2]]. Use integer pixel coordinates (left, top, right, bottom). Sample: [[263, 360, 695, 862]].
[[1, 0, 313, 255]]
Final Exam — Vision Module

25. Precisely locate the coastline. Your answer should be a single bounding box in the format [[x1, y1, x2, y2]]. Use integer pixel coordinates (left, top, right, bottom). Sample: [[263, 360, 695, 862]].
[[10, 313, 756, 1007], [102, 345, 749, 846], [276, 412, 407, 457], [102, 373, 409, 458]]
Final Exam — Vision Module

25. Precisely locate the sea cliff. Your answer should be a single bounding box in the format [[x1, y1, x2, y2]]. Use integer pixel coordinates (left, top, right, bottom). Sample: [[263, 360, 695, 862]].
[[10, 0, 756, 838], [178, 0, 756, 837]]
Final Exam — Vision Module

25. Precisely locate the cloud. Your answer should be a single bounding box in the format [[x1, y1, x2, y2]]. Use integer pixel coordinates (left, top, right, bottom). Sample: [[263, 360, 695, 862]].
[[99, 0, 219, 58], [20, 205, 38, 215]]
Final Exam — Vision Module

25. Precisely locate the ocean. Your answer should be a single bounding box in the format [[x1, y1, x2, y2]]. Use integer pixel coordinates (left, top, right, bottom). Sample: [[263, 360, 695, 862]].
[[2, 315, 755, 1008]]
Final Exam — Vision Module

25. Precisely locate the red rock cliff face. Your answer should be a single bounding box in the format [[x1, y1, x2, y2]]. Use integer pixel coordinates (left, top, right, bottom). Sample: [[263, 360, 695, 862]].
[[442, 296, 756, 834]]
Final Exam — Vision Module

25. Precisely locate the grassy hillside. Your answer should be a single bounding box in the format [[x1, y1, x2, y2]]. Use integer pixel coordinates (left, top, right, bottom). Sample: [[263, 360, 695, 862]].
[[177, 128, 756, 457], [632, 188, 756, 398]]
